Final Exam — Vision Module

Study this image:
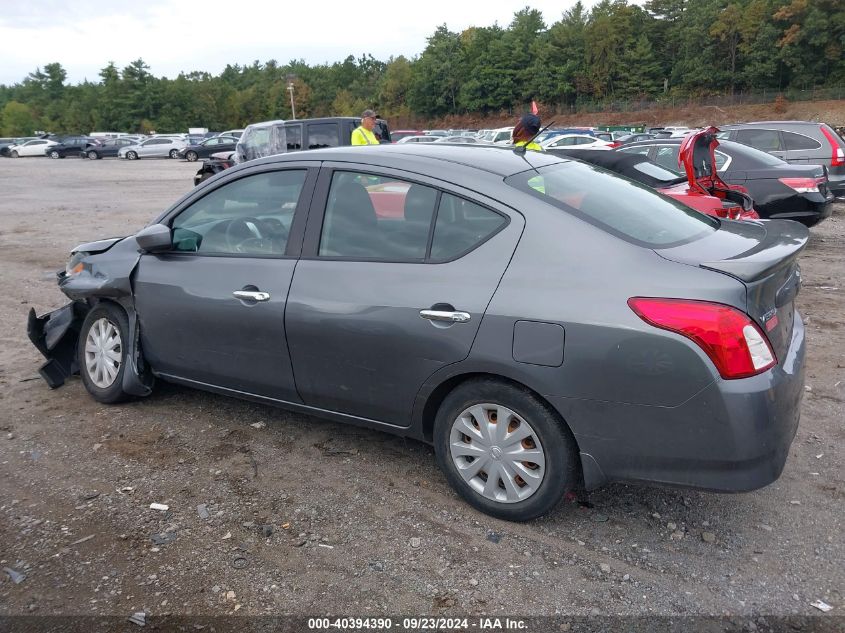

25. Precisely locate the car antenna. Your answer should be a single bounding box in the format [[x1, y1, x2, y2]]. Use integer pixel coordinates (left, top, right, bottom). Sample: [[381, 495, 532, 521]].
[[512, 119, 555, 157]]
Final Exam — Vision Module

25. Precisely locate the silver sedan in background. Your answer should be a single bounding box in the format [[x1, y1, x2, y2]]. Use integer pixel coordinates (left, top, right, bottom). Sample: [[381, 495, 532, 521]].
[[118, 137, 187, 160]]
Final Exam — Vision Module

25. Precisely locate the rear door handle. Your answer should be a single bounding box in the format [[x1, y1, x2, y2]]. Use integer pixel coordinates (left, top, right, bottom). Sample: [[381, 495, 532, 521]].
[[233, 290, 270, 302], [419, 309, 471, 323]]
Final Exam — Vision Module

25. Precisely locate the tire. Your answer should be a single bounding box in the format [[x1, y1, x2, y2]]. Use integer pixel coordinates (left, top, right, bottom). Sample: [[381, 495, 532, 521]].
[[87, 150, 99, 160], [185, 151, 198, 162], [49, 150, 60, 159], [126, 151, 138, 160], [169, 149, 180, 159], [77, 303, 133, 404], [433, 378, 578, 521], [10, 150, 19, 158]]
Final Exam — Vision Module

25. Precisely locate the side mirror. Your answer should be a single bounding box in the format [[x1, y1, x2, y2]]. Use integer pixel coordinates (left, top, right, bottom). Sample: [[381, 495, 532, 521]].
[[135, 224, 172, 252]]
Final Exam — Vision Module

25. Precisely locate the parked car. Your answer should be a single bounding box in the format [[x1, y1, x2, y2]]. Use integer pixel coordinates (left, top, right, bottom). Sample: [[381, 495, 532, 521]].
[[619, 138, 834, 226], [0, 137, 36, 157], [391, 130, 426, 142], [83, 137, 142, 159], [550, 127, 757, 220], [535, 128, 596, 144], [716, 121, 845, 199], [178, 136, 239, 162], [118, 138, 187, 160], [29, 144, 806, 521], [615, 133, 655, 144], [193, 117, 393, 184], [396, 135, 439, 144], [541, 134, 613, 150], [7, 138, 57, 157], [46, 136, 100, 159], [218, 129, 245, 139]]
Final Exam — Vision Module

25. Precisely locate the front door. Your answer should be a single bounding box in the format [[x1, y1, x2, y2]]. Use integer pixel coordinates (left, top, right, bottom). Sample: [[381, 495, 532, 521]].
[[285, 166, 524, 425], [133, 167, 316, 401]]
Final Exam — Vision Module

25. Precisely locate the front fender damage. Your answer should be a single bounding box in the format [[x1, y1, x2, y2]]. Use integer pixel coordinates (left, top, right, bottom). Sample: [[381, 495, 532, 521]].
[[27, 238, 153, 396]]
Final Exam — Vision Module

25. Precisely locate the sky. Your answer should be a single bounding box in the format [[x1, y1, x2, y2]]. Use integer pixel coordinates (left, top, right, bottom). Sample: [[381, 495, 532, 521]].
[[0, 0, 601, 85]]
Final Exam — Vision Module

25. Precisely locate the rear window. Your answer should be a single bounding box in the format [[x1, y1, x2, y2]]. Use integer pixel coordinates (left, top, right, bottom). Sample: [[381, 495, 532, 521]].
[[505, 161, 718, 248]]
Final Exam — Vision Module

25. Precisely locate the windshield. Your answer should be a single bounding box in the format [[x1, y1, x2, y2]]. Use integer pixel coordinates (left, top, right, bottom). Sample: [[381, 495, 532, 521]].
[[505, 161, 718, 248]]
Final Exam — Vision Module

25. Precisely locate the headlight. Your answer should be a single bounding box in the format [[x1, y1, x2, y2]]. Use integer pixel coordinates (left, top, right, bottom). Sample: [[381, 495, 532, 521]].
[[65, 251, 89, 276]]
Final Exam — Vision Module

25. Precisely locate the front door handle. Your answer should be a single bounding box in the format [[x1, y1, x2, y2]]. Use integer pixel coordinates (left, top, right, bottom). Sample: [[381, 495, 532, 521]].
[[420, 309, 471, 323], [233, 290, 270, 302]]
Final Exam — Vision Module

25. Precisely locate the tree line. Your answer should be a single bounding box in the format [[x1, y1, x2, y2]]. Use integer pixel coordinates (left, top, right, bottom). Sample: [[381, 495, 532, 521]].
[[1, 0, 842, 135]]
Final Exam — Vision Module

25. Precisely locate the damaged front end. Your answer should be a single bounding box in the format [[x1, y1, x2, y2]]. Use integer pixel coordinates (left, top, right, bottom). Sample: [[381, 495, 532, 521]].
[[27, 236, 154, 396]]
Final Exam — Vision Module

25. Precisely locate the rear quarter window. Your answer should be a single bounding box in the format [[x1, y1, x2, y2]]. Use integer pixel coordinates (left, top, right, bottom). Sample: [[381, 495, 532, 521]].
[[505, 161, 718, 248], [782, 131, 821, 151]]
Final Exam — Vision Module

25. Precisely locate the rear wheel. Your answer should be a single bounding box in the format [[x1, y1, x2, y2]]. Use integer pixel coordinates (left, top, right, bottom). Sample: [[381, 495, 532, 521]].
[[434, 379, 579, 521], [49, 150, 60, 159], [78, 303, 133, 404], [126, 151, 138, 160], [169, 149, 180, 159], [87, 150, 99, 160], [186, 150, 198, 162]]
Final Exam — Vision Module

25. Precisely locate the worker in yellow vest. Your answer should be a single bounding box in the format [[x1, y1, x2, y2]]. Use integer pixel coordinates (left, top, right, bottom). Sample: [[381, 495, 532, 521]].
[[351, 109, 380, 146], [512, 114, 543, 151]]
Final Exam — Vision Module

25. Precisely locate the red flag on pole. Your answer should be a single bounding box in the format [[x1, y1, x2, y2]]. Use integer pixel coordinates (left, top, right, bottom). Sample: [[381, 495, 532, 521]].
[[531, 100, 539, 115]]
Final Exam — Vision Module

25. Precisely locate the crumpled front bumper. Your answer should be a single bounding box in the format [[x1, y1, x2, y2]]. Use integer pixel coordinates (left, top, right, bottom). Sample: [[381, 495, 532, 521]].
[[27, 302, 85, 388]]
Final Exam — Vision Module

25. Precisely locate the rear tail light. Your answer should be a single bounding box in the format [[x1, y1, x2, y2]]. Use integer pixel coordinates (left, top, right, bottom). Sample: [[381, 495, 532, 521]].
[[716, 201, 741, 220], [628, 298, 776, 379], [778, 177, 827, 193], [608, 142, 621, 148], [820, 125, 845, 167]]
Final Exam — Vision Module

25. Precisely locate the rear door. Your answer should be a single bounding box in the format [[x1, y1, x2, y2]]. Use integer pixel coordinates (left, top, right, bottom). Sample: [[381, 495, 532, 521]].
[[285, 164, 524, 425]]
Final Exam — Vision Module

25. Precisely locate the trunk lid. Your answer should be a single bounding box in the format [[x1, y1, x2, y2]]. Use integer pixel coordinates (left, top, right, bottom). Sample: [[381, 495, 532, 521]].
[[679, 126, 755, 211], [656, 219, 808, 361]]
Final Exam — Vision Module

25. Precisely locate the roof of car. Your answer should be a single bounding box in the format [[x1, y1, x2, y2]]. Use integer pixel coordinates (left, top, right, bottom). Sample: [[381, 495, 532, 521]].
[[249, 144, 566, 178]]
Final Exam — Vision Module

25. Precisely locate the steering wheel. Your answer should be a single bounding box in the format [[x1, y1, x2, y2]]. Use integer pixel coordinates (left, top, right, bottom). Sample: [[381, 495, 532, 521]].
[[224, 217, 264, 252]]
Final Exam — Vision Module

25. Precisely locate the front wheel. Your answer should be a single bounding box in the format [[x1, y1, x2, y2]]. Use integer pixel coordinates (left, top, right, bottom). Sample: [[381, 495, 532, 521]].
[[87, 150, 99, 160], [169, 149, 180, 159], [78, 303, 133, 404], [126, 151, 138, 160], [185, 151, 198, 162], [10, 150, 19, 158], [434, 379, 579, 521]]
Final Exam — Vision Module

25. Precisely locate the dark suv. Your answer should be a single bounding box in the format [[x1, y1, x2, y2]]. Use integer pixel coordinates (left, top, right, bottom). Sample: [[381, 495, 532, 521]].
[[47, 136, 99, 159], [717, 121, 845, 199], [194, 116, 392, 185]]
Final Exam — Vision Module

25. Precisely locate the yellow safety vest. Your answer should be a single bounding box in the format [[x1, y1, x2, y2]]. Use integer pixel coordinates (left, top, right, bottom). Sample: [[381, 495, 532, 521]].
[[351, 126, 379, 146], [515, 140, 543, 152]]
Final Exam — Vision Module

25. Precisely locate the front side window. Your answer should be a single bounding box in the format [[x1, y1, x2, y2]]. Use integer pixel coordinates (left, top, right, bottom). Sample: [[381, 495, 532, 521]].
[[170, 170, 307, 256], [506, 161, 718, 248], [286, 125, 302, 150], [307, 123, 339, 149]]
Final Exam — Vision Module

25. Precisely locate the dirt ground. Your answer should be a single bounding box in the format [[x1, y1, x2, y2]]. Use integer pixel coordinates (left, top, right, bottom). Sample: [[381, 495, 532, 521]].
[[0, 157, 842, 624]]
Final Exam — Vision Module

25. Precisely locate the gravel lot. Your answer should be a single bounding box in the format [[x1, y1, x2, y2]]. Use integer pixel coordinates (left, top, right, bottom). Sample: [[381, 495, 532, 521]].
[[0, 157, 842, 622]]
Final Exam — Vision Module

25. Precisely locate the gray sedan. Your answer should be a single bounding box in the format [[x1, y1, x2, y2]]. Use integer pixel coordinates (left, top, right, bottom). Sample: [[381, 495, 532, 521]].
[[28, 145, 807, 521]]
